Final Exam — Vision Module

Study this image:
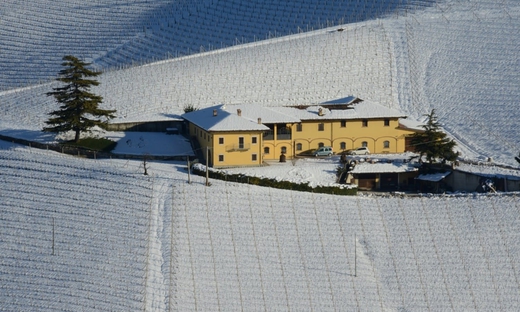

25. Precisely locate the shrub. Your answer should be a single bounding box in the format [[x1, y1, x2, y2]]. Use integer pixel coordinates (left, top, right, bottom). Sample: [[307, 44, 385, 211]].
[[62, 137, 117, 152], [183, 104, 199, 113], [192, 165, 357, 195]]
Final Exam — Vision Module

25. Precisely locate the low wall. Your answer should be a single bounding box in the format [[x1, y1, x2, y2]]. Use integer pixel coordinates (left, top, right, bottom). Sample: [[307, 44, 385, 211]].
[[106, 120, 185, 132], [0, 134, 193, 161]]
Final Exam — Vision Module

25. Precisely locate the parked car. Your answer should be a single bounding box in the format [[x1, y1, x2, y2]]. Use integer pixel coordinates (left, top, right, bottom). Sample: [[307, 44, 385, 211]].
[[346, 147, 370, 155], [314, 146, 333, 157]]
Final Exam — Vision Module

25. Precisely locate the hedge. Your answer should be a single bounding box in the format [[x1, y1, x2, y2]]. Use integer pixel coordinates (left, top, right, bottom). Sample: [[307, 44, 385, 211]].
[[192, 166, 357, 196]]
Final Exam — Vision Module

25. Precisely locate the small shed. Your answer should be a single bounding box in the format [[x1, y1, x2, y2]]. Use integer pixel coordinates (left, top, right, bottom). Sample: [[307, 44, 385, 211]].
[[415, 171, 452, 193], [445, 164, 520, 192], [348, 162, 419, 191]]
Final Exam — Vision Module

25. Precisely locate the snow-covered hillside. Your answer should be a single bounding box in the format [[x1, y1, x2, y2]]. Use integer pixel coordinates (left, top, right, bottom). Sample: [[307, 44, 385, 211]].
[[0, 0, 435, 90], [0, 141, 157, 310], [1, 141, 519, 311], [1, 0, 518, 165]]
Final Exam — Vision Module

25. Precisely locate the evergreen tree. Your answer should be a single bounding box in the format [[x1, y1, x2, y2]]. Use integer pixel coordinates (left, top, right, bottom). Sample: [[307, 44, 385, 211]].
[[410, 109, 458, 164], [44, 55, 115, 142]]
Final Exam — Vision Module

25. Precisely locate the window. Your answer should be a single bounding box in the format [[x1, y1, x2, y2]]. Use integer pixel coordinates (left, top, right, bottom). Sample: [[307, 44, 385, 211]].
[[219, 137, 224, 144], [318, 123, 324, 131], [296, 123, 302, 132], [340, 120, 347, 128], [340, 142, 346, 150], [383, 141, 390, 148], [318, 142, 324, 148], [264, 147, 270, 154], [203, 133, 206, 139], [384, 119, 390, 126], [238, 137, 244, 149], [252, 154, 257, 161], [218, 155, 224, 162], [362, 141, 368, 147], [296, 143, 302, 151], [252, 136, 257, 144], [362, 119, 368, 127], [281, 146, 287, 154]]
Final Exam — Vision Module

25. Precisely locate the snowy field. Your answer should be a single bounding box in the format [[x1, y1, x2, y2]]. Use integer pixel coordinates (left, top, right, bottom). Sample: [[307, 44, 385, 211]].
[[0, 141, 155, 310], [1, 0, 519, 166], [0, 0, 434, 90], [1, 140, 519, 311], [107, 132, 195, 157]]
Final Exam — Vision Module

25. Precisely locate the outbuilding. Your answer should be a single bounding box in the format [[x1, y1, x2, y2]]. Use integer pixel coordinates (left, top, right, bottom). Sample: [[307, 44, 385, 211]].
[[347, 161, 419, 191]]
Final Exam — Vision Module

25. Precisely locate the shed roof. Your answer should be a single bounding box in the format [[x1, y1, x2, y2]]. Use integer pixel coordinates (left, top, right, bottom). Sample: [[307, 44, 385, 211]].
[[351, 162, 419, 174], [416, 172, 452, 182], [455, 164, 520, 181]]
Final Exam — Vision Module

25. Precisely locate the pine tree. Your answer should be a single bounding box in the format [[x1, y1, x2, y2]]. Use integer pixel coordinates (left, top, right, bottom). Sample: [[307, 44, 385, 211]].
[[410, 109, 458, 164], [44, 55, 116, 142]]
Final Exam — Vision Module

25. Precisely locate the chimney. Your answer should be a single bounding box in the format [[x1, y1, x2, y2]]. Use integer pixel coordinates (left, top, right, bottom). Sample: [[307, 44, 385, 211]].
[[213, 109, 217, 116], [257, 117, 262, 124], [318, 108, 323, 116], [237, 109, 242, 116]]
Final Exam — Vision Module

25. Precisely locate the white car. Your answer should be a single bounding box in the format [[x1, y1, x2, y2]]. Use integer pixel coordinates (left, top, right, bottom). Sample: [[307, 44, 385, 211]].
[[347, 147, 370, 155], [314, 146, 333, 157]]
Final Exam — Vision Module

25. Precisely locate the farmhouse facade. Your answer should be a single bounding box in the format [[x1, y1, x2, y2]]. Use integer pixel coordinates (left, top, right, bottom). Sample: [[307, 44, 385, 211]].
[[182, 99, 419, 168]]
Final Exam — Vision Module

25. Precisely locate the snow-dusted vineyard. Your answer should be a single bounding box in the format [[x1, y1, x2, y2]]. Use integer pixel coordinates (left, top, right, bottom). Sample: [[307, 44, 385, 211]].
[[0, 22, 396, 129], [173, 180, 520, 310], [1, 0, 519, 165], [0, 143, 156, 310], [0, 0, 435, 90], [2, 141, 519, 311], [404, 12, 520, 165]]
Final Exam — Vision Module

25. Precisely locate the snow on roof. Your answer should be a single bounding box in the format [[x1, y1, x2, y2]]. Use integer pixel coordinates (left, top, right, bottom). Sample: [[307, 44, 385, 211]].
[[182, 104, 270, 132], [416, 172, 452, 182], [351, 162, 418, 174], [225, 104, 300, 124], [182, 100, 409, 132], [273, 100, 407, 121], [455, 163, 520, 181], [399, 118, 425, 131], [112, 113, 183, 124], [320, 96, 358, 105]]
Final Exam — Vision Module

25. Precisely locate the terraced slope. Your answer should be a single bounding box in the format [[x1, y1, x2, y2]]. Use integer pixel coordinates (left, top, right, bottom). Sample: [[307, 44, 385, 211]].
[[2, 1, 518, 165], [0, 143, 162, 310], [0, 0, 436, 90], [172, 180, 520, 310], [2, 140, 519, 311]]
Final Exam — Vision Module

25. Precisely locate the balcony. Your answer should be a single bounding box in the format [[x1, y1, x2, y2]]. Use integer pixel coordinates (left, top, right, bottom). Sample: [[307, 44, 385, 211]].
[[263, 129, 292, 141], [226, 143, 251, 152]]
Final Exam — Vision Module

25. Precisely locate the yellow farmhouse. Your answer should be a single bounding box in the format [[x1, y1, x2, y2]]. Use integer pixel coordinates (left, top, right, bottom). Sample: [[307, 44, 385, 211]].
[[182, 98, 419, 168]]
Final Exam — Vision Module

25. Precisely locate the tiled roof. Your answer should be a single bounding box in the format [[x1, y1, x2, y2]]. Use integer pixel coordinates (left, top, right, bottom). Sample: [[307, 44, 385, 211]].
[[182, 100, 411, 131], [182, 104, 270, 132], [273, 101, 407, 121], [225, 104, 300, 124]]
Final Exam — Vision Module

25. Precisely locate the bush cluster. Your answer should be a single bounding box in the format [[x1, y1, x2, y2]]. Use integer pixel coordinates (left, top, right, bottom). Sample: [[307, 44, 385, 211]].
[[192, 166, 357, 196]]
